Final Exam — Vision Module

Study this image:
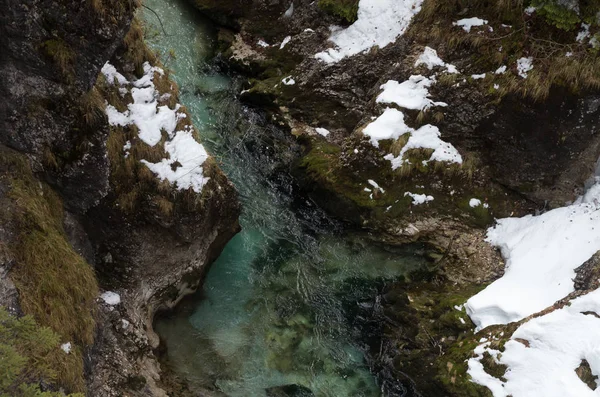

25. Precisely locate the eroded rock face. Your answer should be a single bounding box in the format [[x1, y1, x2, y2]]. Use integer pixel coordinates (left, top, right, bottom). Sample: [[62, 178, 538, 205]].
[[0, 0, 137, 212], [0, 1, 241, 396]]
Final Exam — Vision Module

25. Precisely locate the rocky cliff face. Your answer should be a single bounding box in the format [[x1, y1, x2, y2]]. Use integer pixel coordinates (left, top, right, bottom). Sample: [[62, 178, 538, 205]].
[[0, 1, 240, 396], [179, 0, 600, 394]]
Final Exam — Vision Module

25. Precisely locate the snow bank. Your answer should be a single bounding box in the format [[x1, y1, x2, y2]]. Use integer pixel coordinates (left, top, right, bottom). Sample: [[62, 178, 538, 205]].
[[453, 17, 488, 32], [466, 187, 600, 329], [404, 192, 434, 205], [414, 47, 459, 74], [377, 75, 448, 111], [103, 62, 209, 193], [315, 0, 424, 63], [469, 288, 600, 397]]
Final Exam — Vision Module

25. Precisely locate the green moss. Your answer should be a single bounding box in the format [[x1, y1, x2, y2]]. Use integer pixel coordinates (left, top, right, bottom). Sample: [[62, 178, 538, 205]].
[[318, 0, 359, 23], [437, 337, 493, 397], [0, 307, 84, 397], [0, 149, 97, 393]]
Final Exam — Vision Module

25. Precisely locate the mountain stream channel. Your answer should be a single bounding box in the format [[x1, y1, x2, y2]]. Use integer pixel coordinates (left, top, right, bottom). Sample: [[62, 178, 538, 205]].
[[143, 1, 430, 396]]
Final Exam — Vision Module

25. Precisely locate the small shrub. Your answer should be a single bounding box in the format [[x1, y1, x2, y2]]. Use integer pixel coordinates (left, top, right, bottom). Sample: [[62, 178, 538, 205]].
[[0, 307, 84, 397], [532, 0, 581, 30]]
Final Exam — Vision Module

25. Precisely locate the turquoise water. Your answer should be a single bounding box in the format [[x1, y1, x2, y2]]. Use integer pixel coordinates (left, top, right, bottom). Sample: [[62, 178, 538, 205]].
[[142, 2, 424, 396]]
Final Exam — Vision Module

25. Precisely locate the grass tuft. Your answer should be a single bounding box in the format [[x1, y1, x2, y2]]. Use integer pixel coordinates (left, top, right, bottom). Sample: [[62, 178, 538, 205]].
[[0, 148, 97, 393]]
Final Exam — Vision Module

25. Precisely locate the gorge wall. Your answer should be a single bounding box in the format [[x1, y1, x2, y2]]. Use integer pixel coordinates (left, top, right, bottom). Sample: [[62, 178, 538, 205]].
[[0, 0, 239, 396]]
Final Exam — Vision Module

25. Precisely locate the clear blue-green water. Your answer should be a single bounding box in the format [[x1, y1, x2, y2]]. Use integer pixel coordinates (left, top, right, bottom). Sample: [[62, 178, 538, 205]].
[[142, 2, 424, 396]]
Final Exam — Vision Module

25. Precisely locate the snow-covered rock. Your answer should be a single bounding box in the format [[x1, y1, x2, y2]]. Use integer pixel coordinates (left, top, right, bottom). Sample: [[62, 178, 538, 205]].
[[315, 0, 424, 63]]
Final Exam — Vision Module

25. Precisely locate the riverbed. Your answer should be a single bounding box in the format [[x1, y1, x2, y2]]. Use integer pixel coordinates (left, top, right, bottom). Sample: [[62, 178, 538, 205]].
[[141, 1, 425, 396]]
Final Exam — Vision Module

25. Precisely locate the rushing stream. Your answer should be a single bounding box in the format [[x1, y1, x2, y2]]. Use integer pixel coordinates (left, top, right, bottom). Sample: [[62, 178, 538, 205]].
[[142, 1, 426, 396]]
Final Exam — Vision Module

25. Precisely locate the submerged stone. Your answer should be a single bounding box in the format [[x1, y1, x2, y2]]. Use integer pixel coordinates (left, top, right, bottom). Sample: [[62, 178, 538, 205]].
[[266, 384, 315, 397]]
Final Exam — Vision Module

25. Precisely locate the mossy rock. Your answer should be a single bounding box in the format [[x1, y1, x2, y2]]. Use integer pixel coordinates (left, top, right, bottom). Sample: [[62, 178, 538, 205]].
[[318, 0, 359, 24]]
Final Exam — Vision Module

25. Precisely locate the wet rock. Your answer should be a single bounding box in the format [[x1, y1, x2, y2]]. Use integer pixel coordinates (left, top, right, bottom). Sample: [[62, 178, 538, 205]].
[[266, 384, 315, 397]]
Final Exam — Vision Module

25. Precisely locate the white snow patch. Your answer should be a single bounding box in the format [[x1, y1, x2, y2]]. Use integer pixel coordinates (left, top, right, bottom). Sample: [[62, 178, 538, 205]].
[[469, 198, 482, 207], [494, 65, 507, 74], [280, 36, 291, 49], [101, 62, 128, 85], [404, 192, 434, 205], [303, 28, 315, 33], [257, 40, 270, 48], [100, 291, 121, 306], [466, 183, 600, 329], [121, 319, 130, 329], [577, 23, 591, 42], [414, 47, 459, 74], [453, 17, 488, 32], [315, 127, 330, 137], [471, 73, 486, 79], [524, 6, 536, 15], [362, 108, 412, 147], [377, 75, 448, 111], [469, 288, 600, 397], [103, 62, 209, 193], [315, 0, 424, 63], [282, 76, 296, 85], [61, 342, 72, 354], [384, 124, 463, 169], [368, 179, 385, 193], [516, 57, 533, 78], [141, 128, 210, 193], [284, 2, 294, 17]]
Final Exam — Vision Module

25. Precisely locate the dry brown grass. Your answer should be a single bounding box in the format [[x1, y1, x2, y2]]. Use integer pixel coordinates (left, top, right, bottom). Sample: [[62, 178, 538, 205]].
[[124, 18, 157, 72], [40, 39, 75, 79], [409, 0, 600, 101], [80, 86, 106, 126], [0, 150, 97, 393]]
